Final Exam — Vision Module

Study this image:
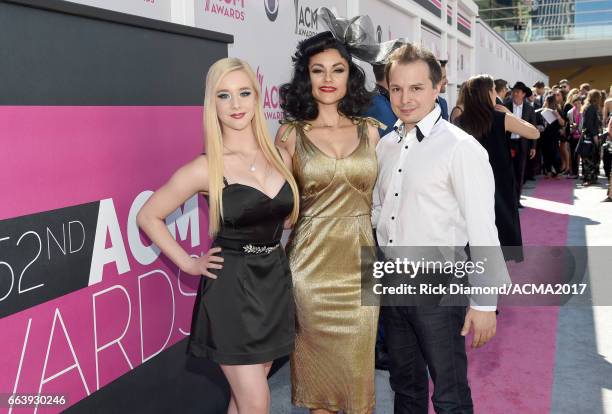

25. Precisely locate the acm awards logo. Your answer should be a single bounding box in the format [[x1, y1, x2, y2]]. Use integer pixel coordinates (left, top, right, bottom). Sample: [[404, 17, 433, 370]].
[[264, 0, 279, 22], [294, 0, 318, 37], [256, 66, 283, 120], [204, 0, 246, 21]]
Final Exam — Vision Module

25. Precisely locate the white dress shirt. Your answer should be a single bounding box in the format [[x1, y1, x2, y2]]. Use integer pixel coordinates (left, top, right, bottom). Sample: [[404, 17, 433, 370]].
[[372, 105, 509, 311], [510, 103, 523, 139]]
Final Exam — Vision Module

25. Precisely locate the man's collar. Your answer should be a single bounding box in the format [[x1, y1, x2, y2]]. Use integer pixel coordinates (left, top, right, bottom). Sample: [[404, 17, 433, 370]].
[[393, 104, 442, 143], [417, 104, 442, 139]]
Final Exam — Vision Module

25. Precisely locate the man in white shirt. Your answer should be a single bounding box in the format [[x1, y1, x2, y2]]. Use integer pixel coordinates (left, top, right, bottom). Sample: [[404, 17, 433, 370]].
[[372, 43, 510, 413]]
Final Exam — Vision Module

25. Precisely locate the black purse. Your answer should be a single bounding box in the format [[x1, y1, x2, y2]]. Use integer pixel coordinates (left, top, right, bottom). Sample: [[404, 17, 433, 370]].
[[576, 134, 595, 157]]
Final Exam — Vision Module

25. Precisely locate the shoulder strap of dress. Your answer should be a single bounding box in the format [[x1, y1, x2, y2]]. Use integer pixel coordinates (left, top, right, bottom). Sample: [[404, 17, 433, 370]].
[[351, 116, 386, 146], [350, 116, 387, 132], [278, 119, 312, 142], [222, 176, 229, 186]]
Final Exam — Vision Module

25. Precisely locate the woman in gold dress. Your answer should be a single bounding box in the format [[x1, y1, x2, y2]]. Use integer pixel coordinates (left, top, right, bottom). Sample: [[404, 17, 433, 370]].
[[275, 30, 382, 414]]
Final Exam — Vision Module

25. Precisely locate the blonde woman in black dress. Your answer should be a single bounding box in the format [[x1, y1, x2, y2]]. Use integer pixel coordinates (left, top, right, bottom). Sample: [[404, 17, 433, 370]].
[[138, 58, 299, 414]]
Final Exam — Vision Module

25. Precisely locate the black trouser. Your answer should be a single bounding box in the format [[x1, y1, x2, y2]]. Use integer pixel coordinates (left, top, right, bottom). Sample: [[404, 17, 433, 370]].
[[382, 306, 473, 414], [510, 138, 529, 199], [582, 155, 598, 183], [603, 146, 611, 179], [594, 137, 602, 171], [541, 135, 561, 174], [604, 138, 612, 197], [524, 152, 537, 180], [569, 138, 580, 176]]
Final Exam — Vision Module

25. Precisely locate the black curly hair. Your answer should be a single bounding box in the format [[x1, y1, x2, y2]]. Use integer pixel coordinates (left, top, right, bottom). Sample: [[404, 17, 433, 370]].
[[279, 31, 372, 121]]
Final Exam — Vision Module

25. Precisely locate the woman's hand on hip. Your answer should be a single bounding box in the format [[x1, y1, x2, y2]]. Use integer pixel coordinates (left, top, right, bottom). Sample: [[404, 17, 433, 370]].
[[182, 247, 224, 278]]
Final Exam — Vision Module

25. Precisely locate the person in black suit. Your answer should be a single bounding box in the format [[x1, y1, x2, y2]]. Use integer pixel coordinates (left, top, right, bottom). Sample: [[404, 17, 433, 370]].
[[503, 82, 537, 208], [437, 60, 449, 120], [494, 78, 508, 105], [533, 81, 545, 110]]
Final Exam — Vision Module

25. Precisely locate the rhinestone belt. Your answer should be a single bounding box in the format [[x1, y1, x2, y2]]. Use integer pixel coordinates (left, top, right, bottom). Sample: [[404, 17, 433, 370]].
[[242, 243, 280, 255]]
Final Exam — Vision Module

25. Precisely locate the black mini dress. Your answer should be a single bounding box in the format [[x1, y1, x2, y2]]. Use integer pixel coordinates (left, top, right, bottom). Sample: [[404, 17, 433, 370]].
[[479, 111, 524, 261], [187, 179, 295, 365]]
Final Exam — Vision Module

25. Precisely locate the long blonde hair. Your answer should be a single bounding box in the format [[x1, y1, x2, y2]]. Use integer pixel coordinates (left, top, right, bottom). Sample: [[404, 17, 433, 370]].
[[204, 58, 300, 237], [565, 89, 580, 107]]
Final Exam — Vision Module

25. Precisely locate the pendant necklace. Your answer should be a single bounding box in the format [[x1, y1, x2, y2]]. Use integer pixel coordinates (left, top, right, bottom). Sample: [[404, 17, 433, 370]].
[[224, 145, 258, 172]]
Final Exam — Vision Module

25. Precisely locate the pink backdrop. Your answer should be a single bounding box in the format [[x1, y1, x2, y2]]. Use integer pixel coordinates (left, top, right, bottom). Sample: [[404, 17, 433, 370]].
[[0, 106, 210, 413]]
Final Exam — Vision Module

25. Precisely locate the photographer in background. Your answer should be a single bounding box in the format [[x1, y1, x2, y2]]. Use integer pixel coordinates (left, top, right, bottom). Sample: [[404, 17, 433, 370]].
[[495, 78, 509, 105], [602, 116, 612, 202], [580, 89, 603, 186], [567, 95, 584, 179], [437, 60, 449, 120]]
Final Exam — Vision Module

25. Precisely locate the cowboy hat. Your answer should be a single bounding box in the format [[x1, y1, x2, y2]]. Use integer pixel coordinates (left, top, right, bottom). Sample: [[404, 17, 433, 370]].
[[510, 81, 533, 97]]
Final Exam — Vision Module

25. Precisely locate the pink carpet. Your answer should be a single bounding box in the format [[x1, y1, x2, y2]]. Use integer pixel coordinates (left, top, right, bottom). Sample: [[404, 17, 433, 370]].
[[465, 178, 574, 413]]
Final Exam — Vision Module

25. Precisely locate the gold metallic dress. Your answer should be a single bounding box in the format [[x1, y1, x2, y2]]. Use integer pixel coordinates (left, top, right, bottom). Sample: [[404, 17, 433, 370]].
[[281, 117, 380, 414]]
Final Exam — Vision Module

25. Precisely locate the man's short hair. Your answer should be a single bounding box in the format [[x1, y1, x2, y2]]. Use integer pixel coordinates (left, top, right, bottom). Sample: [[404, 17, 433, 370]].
[[580, 83, 591, 91], [559, 79, 569, 85], [494, 78, 508, 93], [385, 44, 442, 88], [533, 81, 545, 88]]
